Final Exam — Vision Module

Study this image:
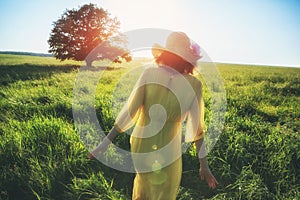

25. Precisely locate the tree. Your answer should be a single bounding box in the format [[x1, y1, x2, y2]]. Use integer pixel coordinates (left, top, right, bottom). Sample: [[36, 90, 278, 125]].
[[48, 4, 131, 66]]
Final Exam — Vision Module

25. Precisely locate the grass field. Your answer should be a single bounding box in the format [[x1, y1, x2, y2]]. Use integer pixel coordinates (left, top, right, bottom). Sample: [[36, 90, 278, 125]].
[[0, 53, 299, 199]]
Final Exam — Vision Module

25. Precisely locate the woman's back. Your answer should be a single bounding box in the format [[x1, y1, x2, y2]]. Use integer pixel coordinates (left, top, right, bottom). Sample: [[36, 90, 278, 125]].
[[143, 66, 201, 122]]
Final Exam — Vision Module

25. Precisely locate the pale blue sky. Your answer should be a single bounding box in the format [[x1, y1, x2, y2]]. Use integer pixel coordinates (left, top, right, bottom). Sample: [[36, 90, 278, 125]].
[[0, 0, 299, 67]]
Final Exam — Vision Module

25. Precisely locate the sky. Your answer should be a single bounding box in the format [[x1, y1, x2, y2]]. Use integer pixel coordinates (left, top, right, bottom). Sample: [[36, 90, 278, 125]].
[[0, 0, 299, 67]]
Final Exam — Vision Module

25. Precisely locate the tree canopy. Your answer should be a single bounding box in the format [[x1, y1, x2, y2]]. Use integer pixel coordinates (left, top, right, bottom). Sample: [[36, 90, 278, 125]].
[[48, 4, 130, 66]]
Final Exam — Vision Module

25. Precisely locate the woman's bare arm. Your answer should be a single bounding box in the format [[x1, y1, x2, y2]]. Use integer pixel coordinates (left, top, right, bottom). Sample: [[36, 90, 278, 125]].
[[88, 126, 120, 159]]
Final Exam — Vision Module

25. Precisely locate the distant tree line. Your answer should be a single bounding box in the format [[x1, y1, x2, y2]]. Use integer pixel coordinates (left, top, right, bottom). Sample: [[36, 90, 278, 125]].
[[0, 51, 53, 57]]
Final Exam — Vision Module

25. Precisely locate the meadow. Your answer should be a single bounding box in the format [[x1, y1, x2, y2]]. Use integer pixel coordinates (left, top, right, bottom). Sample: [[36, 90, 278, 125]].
[[0, 53, 299, 199]]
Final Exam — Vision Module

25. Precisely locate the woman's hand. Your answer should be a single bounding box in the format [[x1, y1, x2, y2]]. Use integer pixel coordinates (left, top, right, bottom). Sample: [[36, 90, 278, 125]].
[[87, 152, 96, 160], [195, 138, 218, 189], [200, 166, 219, 189], [87, 137, 111, 160]]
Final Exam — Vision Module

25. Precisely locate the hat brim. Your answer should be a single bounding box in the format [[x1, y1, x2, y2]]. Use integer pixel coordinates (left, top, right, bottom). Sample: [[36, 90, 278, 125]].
[[151, 43, 166, 59], [151, 43, 202, 66]]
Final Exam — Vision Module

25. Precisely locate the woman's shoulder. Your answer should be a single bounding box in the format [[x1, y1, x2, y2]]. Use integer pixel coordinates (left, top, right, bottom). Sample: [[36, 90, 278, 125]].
[[142, 64, 159, 74], [142, 65, 202, 88], [185, 74, 202, 88], [142, 64, 169, 76]]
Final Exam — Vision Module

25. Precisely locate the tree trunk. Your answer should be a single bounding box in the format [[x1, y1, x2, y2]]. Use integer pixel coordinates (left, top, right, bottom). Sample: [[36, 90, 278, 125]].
[[85, 59, 93, 68]]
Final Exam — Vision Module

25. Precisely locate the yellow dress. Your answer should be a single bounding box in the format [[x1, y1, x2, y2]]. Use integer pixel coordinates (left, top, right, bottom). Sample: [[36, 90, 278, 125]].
[[114, 65, 205, 200]]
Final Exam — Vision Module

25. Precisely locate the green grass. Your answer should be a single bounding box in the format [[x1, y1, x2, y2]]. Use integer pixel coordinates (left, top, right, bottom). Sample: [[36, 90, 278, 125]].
[[0, 54, 299, 199]]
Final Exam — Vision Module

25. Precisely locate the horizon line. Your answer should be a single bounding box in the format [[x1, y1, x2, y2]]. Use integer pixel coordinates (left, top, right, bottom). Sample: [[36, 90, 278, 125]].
[[0, 50, 299, 68]]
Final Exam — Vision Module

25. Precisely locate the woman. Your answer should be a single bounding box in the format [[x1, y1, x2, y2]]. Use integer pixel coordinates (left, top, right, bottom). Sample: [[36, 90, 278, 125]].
[[88, 32, 218, 199]]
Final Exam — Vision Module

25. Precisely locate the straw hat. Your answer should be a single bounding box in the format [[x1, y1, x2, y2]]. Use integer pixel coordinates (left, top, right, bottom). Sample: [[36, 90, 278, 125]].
[[152, 32, 202, 66]]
